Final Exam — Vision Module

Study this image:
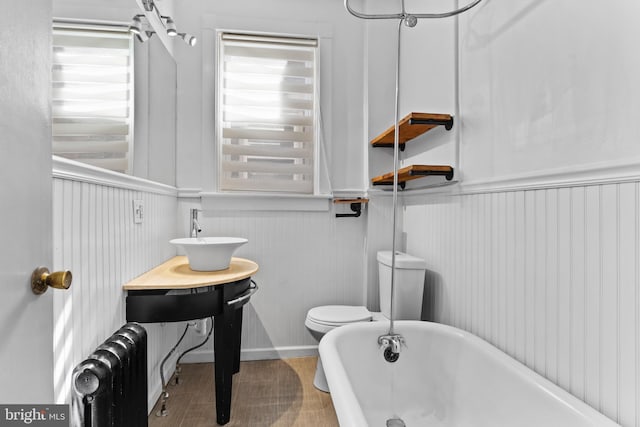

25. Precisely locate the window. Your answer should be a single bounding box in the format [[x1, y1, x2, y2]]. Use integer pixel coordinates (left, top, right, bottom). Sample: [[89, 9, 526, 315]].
[[217, 32, 318, 194], [52, 23, 134, 174]]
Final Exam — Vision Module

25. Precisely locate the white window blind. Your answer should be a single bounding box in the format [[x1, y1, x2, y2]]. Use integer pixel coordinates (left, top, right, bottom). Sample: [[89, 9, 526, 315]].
[[218, 33, 318, 194], [52, 24, 134, 174]]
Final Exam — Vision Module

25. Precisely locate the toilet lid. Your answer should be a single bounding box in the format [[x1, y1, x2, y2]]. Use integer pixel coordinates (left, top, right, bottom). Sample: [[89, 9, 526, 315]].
[[307, 305, 372, 326]]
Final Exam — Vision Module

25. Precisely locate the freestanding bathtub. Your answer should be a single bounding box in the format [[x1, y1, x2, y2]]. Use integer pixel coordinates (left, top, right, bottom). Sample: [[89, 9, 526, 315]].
[[319, 321, 619, 427]]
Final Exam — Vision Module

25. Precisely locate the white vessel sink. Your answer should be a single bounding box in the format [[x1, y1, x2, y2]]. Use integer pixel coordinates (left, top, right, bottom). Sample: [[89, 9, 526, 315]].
[[170, 237, 248, 271]]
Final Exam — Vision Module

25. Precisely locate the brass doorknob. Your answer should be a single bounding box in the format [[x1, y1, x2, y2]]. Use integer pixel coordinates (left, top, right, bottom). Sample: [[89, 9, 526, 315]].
[[31, 267, 72, 295]]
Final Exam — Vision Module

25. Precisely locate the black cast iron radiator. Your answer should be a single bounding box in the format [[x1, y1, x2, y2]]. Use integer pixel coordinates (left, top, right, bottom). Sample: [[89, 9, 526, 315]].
[[71, 323, 148, 427]]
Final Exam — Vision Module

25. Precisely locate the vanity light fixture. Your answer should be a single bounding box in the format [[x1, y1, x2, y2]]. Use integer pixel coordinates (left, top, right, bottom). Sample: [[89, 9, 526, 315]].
[[140, 30, 157, 43], [128, 14, 145, 35], [129, 0, 196, 46], [162, 16, 177, 37], [128, 12, 155, 43], [135, 30, 150, 43], [179, 32, 197, 46]]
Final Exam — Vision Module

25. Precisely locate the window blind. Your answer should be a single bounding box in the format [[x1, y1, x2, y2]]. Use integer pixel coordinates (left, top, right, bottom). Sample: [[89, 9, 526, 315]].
[[218, 33, 318, 193], [52, 24, 133, 174]]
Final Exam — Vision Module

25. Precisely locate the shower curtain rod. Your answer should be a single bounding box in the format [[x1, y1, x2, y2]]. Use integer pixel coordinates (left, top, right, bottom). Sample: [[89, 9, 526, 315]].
[[345, 0, 482, 343], [344, 0, 482, 20]]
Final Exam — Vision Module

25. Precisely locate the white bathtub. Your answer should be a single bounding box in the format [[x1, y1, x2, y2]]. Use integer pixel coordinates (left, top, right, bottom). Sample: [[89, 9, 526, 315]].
[[319, 321, 619, 427]]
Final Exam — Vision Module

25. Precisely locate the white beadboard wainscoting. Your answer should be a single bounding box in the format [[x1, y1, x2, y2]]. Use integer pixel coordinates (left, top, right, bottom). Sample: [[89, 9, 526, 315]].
[[51, 161, 180, 411], [403, 180, 640, 427], [176, 200, 367, 362], [366, 194, 403, 311]]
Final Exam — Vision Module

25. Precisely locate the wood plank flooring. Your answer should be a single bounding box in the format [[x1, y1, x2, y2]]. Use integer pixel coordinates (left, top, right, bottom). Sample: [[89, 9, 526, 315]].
[[149, 357, 339, 427]]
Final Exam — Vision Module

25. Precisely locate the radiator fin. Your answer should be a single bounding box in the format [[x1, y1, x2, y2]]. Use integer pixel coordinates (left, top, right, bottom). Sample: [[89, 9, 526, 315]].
[[71, 323, 148, 427]]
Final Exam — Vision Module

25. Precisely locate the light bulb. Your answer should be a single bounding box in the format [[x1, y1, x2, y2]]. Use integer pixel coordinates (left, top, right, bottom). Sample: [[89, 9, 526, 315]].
[[164, 17, 177, 37], [179, 33, 197, 46], [128, 15, 143, 35]]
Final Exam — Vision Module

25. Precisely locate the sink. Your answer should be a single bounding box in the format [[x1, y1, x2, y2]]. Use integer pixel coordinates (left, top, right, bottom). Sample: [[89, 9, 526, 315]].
[[170, 237, 248, 271]]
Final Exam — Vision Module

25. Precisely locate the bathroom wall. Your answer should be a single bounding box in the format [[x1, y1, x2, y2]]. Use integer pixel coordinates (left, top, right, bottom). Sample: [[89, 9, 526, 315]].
[[173, 0, 367, 191], [457, 0, 640, 185], [47, 0, 371, 409], [172, 0, 372, 360], [177, 204, 367, 361], [51, 161, 179, 410], [365, 2, 458, 182], [405, 183, 640, 426], [50, 0, 185, 411], [391, 1, 640, 426], [362, 0, 460, 307], [365, 194, 404, 311]]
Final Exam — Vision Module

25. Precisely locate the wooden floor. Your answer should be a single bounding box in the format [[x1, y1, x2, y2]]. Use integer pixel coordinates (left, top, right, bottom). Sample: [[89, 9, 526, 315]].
[[149, 357, 339, 427]]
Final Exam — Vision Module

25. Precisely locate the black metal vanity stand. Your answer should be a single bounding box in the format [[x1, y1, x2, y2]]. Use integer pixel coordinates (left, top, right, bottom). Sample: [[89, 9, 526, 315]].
[[123, 258, 258, 425]]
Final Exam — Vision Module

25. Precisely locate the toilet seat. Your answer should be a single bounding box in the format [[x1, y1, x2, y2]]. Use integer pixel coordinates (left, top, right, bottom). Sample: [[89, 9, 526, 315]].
[[305, 305, 372, 333]]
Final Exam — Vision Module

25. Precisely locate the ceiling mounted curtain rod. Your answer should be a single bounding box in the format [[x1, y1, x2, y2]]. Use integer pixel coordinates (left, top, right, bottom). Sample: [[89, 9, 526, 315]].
[[344, 0, 482, 22]]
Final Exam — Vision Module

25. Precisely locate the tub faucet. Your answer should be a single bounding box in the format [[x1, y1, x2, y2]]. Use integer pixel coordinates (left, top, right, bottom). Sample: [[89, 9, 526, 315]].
[[190, 209, 202, 238], [378, 333, 404, 363]]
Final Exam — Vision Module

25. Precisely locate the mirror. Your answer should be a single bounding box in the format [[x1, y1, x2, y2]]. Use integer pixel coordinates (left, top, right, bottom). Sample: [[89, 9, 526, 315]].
[[133, 35, 177, 186], [52, 0, 177, 187]]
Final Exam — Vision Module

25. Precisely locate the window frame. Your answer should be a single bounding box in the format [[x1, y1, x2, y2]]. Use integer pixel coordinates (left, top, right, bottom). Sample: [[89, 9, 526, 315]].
[[215, 30, 320, 195]]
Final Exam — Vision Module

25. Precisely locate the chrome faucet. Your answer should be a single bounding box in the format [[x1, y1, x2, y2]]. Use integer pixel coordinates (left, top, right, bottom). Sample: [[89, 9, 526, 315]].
[[378, 333, 404, 362], [190, 209, 202, 238]]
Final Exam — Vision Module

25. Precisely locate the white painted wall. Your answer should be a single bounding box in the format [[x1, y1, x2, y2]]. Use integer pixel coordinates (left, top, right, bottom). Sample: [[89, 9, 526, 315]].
[[51, 161, 180, 410], [51, 0, 182, 411], [172, 0, 372, 359], [173, 0, 367, 191], [391, 1, 640, 426], [365, 195, 402, 311], [365, 2, 458, 182], [41, 0, 640, 424], [458, 0, 640, 184], [177, 199, 367, 361], [49, 0, 372, 411]]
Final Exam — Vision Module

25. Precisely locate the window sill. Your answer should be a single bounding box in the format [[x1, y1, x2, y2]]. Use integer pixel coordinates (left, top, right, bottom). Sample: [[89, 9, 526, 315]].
[[200, 192, 331, 212]]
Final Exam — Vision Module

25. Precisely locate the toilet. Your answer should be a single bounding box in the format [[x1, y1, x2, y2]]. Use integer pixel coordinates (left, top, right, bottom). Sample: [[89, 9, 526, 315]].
[[305, 250, 427, 392]]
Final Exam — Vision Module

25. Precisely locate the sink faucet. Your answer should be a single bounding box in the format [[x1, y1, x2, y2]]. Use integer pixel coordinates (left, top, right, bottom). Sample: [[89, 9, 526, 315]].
[[190, 209, 202, 238]]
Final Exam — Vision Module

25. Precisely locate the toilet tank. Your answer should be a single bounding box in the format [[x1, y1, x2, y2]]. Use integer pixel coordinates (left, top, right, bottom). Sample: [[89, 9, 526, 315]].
[[377, 251, 427, 320]]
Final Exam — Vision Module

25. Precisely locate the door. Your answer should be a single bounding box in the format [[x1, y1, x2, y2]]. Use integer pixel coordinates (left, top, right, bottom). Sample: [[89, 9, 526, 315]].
[[0, 1, 55, 403]]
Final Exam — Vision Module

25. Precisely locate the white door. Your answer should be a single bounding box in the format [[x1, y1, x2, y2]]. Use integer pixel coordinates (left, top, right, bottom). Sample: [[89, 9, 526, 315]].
[[0, 1, 55, 403]]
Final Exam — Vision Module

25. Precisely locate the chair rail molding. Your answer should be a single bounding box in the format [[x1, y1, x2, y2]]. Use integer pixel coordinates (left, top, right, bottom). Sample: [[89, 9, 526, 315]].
[[53, 156, 178, 196]]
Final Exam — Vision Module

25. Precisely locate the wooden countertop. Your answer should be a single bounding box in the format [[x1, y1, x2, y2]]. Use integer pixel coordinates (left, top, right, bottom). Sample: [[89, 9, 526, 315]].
[[123, 256, 259, 291]]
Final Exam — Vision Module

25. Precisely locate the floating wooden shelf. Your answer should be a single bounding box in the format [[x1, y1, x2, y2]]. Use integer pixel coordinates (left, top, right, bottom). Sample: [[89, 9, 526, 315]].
[[372, 165, 454, 189], [370, 112, 454, 150]]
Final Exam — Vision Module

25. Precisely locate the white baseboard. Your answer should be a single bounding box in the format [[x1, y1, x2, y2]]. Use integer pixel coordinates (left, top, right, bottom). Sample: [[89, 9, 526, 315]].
[[178, 345, 319, 364], [148, 380, 162, 416]]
